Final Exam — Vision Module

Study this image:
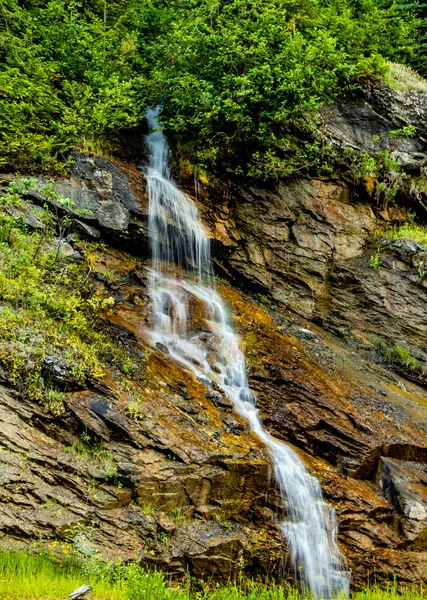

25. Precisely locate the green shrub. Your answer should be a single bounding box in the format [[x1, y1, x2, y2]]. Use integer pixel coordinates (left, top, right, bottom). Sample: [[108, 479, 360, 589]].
[[0, 0, 425, 177]]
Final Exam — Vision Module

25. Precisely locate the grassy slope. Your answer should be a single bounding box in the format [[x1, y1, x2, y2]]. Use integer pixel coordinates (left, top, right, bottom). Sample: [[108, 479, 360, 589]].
[[0, 181, 144, 412]]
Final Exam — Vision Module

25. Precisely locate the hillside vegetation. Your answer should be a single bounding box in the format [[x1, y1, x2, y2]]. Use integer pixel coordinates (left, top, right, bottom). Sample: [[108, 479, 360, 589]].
[[0, 551, 425, 600], [0, 178, 144, 412], [0, 0, 425, 177]]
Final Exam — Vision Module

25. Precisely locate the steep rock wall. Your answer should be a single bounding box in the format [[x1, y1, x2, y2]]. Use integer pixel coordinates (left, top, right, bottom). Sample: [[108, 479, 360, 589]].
[[0, 82, 427, 587]]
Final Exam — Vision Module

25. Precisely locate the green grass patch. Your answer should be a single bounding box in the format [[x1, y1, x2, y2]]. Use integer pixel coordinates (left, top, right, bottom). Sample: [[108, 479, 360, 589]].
[[380, 223, 427, 246], [65, 438, 119, 480], [385, 345, 420, 372], [369, 336, 421, 373], [0, 551, 125, 600], [0, 550, 425, 600], [385, 62, 427, 93], [353, 585, 425, 600]]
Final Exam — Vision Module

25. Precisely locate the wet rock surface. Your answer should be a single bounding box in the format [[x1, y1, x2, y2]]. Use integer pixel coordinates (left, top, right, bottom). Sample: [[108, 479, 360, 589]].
[[0, 81, 427, 587], [220, 287, 427, 586]]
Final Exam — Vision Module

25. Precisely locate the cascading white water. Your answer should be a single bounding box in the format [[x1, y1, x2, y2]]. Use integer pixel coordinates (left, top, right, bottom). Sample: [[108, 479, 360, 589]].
[[144, 105, 351, 598]]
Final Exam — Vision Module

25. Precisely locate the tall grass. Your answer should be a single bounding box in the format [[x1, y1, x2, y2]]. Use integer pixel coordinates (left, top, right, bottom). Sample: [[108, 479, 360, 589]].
[[385, 62, 427, 93], [353, 583, 424, 600], [0, 551, 125, 600], [0, 551, 424, 600]]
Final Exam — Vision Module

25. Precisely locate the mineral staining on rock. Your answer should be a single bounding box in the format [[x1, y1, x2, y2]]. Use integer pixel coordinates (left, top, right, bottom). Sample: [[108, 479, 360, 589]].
[[0, 81, 426, 589], [143, 106, 349, 596]]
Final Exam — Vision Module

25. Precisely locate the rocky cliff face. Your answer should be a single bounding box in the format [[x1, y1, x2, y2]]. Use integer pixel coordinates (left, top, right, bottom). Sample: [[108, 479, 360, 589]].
[[197, 175, 427, 371], [1, 82, 427, 588]]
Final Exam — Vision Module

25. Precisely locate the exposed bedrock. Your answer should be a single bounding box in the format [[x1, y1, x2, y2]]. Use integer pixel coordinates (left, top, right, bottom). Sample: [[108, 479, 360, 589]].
[[0, 82, 426, 587], [196, 175, 427, 371]]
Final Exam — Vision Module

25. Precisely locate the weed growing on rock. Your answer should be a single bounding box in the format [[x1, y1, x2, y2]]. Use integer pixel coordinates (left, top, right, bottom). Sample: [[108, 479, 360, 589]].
[[385, 345, 420, 372], [65, 439, 119, 482], [126, 398, 146, 421], [370, 251, 382, 269], [140, 504, 156, 516], [0, 181, 145, 413], [369, 336, 422, 374], [380, 223, 427, 246]]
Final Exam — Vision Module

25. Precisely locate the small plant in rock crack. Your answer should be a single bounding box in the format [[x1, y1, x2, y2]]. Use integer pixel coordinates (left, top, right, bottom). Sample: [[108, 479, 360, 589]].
[[126, 397, 146, 421], [65, 439, 118, 481], [44, 389, 65, 415], [370, 250, 382, 269], [157, 530, 170, 547], [418, 259, 425, 281], [140, 504, 156, 516], [385, 345, 420, 372]]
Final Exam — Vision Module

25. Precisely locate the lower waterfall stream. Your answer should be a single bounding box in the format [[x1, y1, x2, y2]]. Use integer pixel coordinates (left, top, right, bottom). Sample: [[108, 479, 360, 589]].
[[144, 106, 351, 598]]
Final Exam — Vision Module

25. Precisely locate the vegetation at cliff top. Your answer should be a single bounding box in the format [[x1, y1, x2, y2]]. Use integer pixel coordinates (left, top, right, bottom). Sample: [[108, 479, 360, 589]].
[[0, 178, 144, 414], [0, 550, 425, 600], [0, 0, 426, 178], [385, 62, 427, 93]]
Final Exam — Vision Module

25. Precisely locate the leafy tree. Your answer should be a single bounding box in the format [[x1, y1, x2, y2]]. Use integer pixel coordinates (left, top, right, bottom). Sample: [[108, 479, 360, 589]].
[[395, 0, 427, 75], [0, 0, 425, 177]]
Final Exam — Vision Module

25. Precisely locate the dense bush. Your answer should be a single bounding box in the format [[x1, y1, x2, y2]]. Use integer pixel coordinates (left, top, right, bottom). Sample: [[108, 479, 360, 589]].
[[0, 0, 424, 177]]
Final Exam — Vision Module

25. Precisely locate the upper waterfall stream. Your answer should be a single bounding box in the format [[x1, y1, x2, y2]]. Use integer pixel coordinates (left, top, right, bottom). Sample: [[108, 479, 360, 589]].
[[144, 106, 351, 598]]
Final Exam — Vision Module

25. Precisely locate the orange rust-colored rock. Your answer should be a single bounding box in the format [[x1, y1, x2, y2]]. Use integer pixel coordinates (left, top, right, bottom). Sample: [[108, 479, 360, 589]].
[[1, 107, 427, 587]]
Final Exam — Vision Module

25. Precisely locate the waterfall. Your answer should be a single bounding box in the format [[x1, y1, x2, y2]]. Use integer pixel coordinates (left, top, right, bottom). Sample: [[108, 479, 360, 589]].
[[144, 105, 351, 598]]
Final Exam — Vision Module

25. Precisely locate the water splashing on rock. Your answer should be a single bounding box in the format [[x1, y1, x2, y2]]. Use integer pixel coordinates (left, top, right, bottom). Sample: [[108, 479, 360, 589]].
[[144, 105, 351, 597]]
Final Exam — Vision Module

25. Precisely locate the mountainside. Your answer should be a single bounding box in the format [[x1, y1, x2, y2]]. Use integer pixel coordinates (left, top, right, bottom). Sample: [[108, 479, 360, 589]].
[[0, 80, 427, 589]]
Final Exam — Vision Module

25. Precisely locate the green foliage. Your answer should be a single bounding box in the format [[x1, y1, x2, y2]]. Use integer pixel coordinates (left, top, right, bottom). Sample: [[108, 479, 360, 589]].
[[0, 0, 146, 171], [381, 223, 427, 246], [385, 62, 427, 92], [140, 504, 156, 516], [370, 336, 421, 373], [126, 398, 146, 421], [0, 550, 426, 600], [334, 144, 412, 204], [395, 0, 427, 76], [385, 345, 420, 371], [0, 550, 126, 600], [319, 0, 421, 75], [370, 251, 382, 269], [0, 180, 144, 413], [65, 437, 119, 481], [152, 0, 356, 178], [0, 0, 425, 177], [390, 125, 416, 139]]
